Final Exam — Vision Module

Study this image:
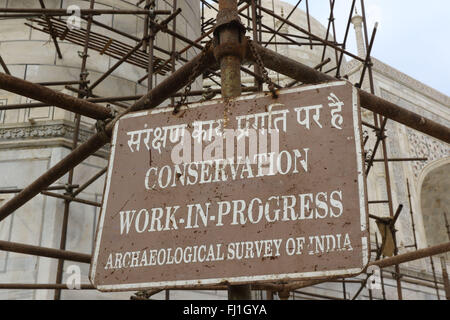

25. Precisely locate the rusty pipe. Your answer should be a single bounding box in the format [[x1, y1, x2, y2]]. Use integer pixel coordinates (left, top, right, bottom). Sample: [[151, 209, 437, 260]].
[[0, 240, 91, 264], [248, 43, 450, 144], [0, 48, 215, 223], [216, 0, 251, 300], [370, 242, 450, 269], [0, 283, 95, 290], [0, 72, 111, 120]]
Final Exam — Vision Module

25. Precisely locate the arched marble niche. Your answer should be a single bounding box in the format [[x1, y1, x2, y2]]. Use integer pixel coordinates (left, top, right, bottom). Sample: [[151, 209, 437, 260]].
[[419, 159, 450, 256]]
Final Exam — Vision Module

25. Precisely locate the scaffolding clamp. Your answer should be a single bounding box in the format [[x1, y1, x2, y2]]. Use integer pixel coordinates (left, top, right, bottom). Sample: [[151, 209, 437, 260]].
[[213, 9, 247, 62]]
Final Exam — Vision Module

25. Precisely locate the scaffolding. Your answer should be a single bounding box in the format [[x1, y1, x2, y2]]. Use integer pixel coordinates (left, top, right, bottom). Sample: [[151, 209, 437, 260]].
[[0, 0, 449, 300]]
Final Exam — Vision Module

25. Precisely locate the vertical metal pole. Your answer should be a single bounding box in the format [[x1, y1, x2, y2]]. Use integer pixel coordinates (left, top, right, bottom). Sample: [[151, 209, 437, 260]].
[[440, 256, 450, 300], [407, 179, 439, 299], [217, 0, 242, 99], [170, 0, 178, 108], [54, 0, 96, 300], [165, 1, 177, 300], [257, 0, 262, 44], [375, 232, 386, 299], [443, 217, 450, 300], [251, 0, 262, 91], [147, 34, 155, 89], [342, 279, 347, 300], [217, 0, 250, 300], [218, 6, 242, 97], [148, 26, 155, 89], [142, 0, 151, 52], [391, 212, 404, 300], [430, 256, 441, 300], [360, 0, 402, 300], [305, 0, 313, 49], [406, 179, 418, 250], [201, 0, 205, 34], [444, 212, 450, 240]]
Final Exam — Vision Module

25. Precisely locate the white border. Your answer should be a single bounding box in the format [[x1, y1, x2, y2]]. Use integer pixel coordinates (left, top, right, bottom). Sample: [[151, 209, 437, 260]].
[[90, 81, 369, 291]]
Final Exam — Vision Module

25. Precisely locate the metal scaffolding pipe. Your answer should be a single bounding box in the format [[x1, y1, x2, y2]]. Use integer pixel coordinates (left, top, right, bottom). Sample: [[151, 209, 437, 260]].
[[111, 45, 216, 117], [0, 133, 108, 222], [0, 48, 215, 223], [216, 0, 251, 300], [359, 91, 450, 144], [0, 283, 95, 290], [0, 72, 111, 120], [262, 242, 450, 293], [0, 240, 91, 264], [0, 8, 171, 16], [370, 242, 450, 269], [248, 43, 450, 144]]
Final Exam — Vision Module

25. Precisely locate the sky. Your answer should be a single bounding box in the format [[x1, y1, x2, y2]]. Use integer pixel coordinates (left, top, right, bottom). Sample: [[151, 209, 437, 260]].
[[282, 0, 450, 97]]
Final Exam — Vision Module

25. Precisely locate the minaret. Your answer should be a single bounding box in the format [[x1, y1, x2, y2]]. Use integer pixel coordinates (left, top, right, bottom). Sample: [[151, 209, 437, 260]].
[[351, 10, 366, 58]]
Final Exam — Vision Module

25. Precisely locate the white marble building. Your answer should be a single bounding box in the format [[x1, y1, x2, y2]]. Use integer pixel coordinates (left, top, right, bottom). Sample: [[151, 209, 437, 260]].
[[0, 0, 449, 300]]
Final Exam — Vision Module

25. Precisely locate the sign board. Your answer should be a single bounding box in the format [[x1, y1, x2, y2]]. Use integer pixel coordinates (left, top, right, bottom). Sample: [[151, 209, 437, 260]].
[[90, 81, 369, 291]]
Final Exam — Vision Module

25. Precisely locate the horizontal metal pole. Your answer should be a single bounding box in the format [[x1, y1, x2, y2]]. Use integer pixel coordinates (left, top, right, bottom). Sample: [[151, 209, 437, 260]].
[[0, 8, 171, 15], [0, 185, 78, 194], [371, 242, 450, 269], [294, 290, 344, 300], [263, 242, 450, 293], [371, 158, 428, 162], [0, 283, 94, 290], [249, 42, 450, 144], [368, 200, 389, 204], [0, 240, 91, 264], [36, 80, 88, 87], [41, 191, 102, 207], [0, 72, 111, 120]]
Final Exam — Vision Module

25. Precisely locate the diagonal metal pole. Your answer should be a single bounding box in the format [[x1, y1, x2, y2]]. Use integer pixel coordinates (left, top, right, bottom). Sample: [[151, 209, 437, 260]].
[[247, 43, 450, 144], [0, 54, 11, 75], [336, 0, 356, 78], [0, 72, 111, 120], [88, 37, 149, 92], [0, 47, 216, 223], [38, 0, 63, 59], [72, 167, 107, 197], [318, 0, 335, 72], [263, 0, 302, 48]]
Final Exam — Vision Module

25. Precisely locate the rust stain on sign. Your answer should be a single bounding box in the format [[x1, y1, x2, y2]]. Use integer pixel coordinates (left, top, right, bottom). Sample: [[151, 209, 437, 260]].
[[90, 81, 369, 291]]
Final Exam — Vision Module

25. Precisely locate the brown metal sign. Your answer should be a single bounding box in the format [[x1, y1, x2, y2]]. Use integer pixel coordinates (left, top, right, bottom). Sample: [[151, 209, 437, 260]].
[[90, 81, 369, 291]]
